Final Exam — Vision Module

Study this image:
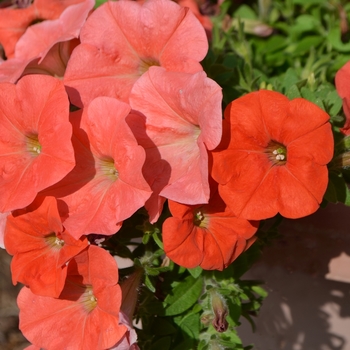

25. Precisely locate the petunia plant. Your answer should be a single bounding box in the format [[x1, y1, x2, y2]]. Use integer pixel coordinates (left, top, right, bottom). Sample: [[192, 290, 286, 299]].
[[0, 0, 349, 349]]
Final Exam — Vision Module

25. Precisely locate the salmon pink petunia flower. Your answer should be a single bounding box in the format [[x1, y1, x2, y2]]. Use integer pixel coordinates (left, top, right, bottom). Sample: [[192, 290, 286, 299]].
[[42, 97, 152, 238], [335, 60, 350, 135], [109, 312, 140, 350], [211, 90, 334, 220], [4, 196, 89, 298], [0, 211, 9, 249], [0, 0, 94, 83], [0, 0, 87, 59], [18, 245, 127, 350], [64, 0, 208, 107], [163, 188, 259, 270], [127, 67, 222, 222], [176, 0, 213, 38], [0, 74, 75, 212]]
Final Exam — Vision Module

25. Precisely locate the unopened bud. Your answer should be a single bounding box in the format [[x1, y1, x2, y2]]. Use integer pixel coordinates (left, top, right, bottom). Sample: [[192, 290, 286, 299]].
[[232, 18, 273, 37], [161, 256, 170, 267], [331, 151, 350, 169], [200, 311, 213, 326], [307, 73, 316, 90], [210, 290, 229, 333], [120, 267, 143, 320]]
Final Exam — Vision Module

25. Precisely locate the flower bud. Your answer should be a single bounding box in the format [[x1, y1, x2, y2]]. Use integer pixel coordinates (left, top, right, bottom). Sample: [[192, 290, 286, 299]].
[[200, 311, 213, 326], [333, 152, 350, 169], [210, 289, 229, 333], [120, 267, 143, 320], [232, 18, 273, 37]]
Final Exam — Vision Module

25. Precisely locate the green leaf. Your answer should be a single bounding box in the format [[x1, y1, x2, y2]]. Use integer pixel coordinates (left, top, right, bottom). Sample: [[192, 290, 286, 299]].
[[252, 285, 268, 298], [227, 297, 242, 326], [300, 87, 325, 110], [291, 36, 323, 55], [327, 90, 343, 117], [174, 313, 200, 339], [292, 0, 327, 5], [149, 336, 172, 350], [197, 340, 208, 350], [263, 35, 288, 54], [152, 231, 164, 250], [281, 68, 300, 91], [191, 303, 203, 314], [285, 85, 301, 99], [147, 301, 167, 316], [325, 172, 350, 206], [223, 53, 240, 69], [234, 5, 257, 20], [145, 275, 156, 292], [188, 266, 203, 279], [164, 276, 203, 316], [145, 267, 160, 276], [219, 331, 243, 345], [142, 233, 150, 245], [172, 339, 197, 350], [290, 15, 320, 35], [95, 0, 109, 8], [151, 318, 177, 336], [328, 28, 350, 53]]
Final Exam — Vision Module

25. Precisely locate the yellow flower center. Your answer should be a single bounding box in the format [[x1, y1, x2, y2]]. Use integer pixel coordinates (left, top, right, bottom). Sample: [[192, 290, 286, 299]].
[[98, 157, 119, 180], [80, 286, 98, 313], [26, 134, 41, 157], [45, 232, 65, 250], [138, 57, 160, 75], [194, 209, 209, 228]]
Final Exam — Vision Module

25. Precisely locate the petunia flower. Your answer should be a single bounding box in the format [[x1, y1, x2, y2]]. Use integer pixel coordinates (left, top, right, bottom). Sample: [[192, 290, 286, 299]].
[[176, 0, 213, 38], [4, 196, 89, 298], [0, 74, 75, 212], [109, 312, 140, 350], [0, 0, 87, 59], [127, 67, 222, 222], [0, 0, 94, 83], [0, 211, 9, 249], [18, 245, 127, 350], [335, 60, 350, 135], [106, 268, 143, 349], [162, 186, 259, 270], [42, 97, 152, 238], [64, 0, 208, 107], [211, 90, 334, 220]]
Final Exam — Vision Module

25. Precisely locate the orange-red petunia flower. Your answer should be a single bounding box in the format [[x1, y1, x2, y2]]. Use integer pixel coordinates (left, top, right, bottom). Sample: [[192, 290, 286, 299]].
[[64, 0, 208, 107], [127, 67, 222, 222], [18, 245, 127, 350], [162, 187, 259, 270], [211, 90, 334, 221], [42, 97, 151, 238], [0, 74, 75, 212], [335, 60, 350, 135], [4, 196, 89, 298]]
